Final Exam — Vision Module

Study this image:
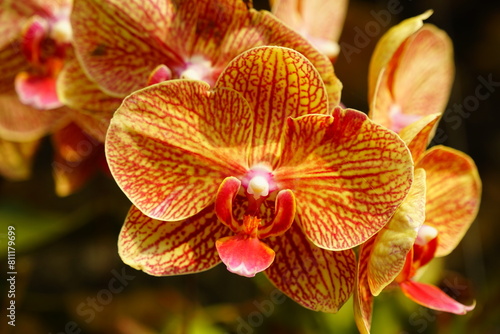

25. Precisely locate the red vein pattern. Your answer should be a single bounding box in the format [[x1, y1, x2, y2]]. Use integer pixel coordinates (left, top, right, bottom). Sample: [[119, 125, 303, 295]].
[[368, 168, 426, 295], [0, 89, 68, 142], [399, 113, 441, 163], [71, 0, 341, 107], [266, 224, 356, 312], [370, 23, 453, 130], [106, 80, 252, 221], [119, 205, 225, 275], [57, 59, 122, 117], [275, 107, 414, 250], [216, 46, 328, 167], [417, 146, 481, 257], [71, 0, 177, 96]]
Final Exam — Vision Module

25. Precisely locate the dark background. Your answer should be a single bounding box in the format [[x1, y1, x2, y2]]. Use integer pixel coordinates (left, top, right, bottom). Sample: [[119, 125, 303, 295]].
[[1, 0, 499, 333]]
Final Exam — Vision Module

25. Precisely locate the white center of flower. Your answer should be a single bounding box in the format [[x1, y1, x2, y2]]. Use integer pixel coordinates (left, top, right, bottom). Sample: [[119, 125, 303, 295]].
[[50, 18, 73, 44], [415, 224, 438, 246], [246, 175, 270, 200], [180, 55, 213, 82]]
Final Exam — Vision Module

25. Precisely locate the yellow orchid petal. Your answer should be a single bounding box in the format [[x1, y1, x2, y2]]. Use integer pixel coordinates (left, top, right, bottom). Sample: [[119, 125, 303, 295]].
[[71, 0, 178, 96], [254, 11, 342, 108], [354, 237, 376, 334], [399, 113, 441, 163], [57, 58, 122, 116], [0, 137, 39, 181], [368, 168, 426, 296], [106, 80, 252, 221], [368, 10, 432, 103], [266, 224, 356, 312], [370, 23, 453, 132], [275, 108, 414, 250], [119, 205, 225, 276], [0, 90, 69, 142], [271, 0, 348, 60], [417, 146, 481, 257], [391, 26, 454, 124], [216, 46, 328, 168]]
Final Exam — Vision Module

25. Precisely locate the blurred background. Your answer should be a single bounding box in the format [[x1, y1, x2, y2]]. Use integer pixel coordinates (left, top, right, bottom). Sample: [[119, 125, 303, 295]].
[[1, 0, 499, 333]]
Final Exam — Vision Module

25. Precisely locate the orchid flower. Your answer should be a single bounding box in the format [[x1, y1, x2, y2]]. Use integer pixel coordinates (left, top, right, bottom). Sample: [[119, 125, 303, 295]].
[[70, 0, 342, 108], [270, 0, 348, 61], [0, 0, 70, 143], [107, 46, 414, 311], [368, 11, 454, 133], [355, 115, 481, 333], [0, 1, 121, 194]]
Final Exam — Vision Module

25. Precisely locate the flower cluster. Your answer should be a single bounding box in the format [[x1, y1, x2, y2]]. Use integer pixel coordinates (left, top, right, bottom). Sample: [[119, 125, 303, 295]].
[[0, 0, 481, 329]]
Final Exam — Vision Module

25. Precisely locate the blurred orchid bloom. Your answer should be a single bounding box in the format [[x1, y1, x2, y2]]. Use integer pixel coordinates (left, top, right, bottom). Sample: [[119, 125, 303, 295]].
[[0, 1, 121, 194], [0, 137, 39, 181], [0, 0, 71, 142], [368, 11, 454, 133], [270, 0, 348, 61], [355, 115, 481, 333], [69, 0, 342, 108], [107, 46, 414, 311]]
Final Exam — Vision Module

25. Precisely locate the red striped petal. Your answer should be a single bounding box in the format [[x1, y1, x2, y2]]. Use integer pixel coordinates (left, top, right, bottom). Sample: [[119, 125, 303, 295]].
[[271, 0, 348, 60], [0, 90, 69, 141], [368, 11, 432, 106], [399, 113, 441, 163], [119, 205, 225, 276], [368, 168, 426, 295], [71, 0, 180, 96], [370, 23, 453, 132], [265, 224, 356, 312], [106, 80, 251, 221], [57, 58, 122, 116], [275, 107, 414, 250], [399, 280, 475, 315], [354, 236, 376, 334], [417, 146, 481, 257], [215, 46, 329, 167], [216, 234, 275, 277], [253, 11, 342, 107]]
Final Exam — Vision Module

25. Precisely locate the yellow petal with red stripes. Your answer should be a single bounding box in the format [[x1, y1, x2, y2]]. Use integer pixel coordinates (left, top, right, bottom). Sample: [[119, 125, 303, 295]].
[[106, 80, 252, 221], [417, 146, 481, 257], [275, 107, 414, 250], [57, 58, 122, 116], [71, 0, 179, 96], [368, 168, 426, 295], [399, 113, 441, 163], [216, 46, 328, 167], [368, 10, 432, 103], [119, 205, 225, 276], [266, 224, 356, 312]]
